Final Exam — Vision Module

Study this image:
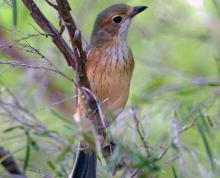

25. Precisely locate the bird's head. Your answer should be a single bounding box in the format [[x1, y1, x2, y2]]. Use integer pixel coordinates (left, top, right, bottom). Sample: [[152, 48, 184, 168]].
[[91, 4, 147, 46]]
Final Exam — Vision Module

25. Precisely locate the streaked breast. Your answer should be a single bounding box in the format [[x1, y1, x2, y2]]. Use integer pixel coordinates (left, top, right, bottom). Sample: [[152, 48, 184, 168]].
[[86, 41, 134, 117]]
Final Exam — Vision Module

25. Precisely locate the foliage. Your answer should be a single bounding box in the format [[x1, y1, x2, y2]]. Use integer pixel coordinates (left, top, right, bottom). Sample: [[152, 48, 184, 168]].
[[0, 0, 220, 177]]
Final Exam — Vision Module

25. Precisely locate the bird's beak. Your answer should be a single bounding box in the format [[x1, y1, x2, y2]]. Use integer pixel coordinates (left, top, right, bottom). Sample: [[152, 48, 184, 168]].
[[129, 6, 148, 18]]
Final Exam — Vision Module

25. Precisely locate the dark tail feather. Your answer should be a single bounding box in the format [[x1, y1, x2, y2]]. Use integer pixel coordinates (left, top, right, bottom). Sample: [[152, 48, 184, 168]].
[[70, 148, 96, 178]]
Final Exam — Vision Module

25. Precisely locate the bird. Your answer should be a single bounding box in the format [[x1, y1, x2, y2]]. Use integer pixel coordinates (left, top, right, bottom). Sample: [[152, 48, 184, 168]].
[[71, 3, 147, 178]]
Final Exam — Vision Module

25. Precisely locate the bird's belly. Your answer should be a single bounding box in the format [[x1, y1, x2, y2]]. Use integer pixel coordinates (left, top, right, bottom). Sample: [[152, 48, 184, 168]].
[[88, 65, 132, 116]]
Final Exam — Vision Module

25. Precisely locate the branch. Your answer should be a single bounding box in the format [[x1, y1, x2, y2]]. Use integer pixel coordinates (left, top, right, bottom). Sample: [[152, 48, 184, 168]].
[[55, 0, 86, 79], [51, 0, 106, 135], [22, 0, 77, 68], [45, 0, 57, 10], [0, 146, 26, 178], [0, 31, 76, 114], [55, 0, 77, 48], [22, 0, 109, 154], [0, 60, 75, 84], [131, 108, 150, 157]]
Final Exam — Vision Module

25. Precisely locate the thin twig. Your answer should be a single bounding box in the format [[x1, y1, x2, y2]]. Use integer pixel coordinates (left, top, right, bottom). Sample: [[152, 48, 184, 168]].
[[130, 108, 150, 157], [45, 0, 57, 10], [0, 60, 75, 84]]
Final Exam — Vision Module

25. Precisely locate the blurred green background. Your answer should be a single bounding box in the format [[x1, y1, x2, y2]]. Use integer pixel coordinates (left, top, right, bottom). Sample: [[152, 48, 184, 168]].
[[0, 0, 220, 177]]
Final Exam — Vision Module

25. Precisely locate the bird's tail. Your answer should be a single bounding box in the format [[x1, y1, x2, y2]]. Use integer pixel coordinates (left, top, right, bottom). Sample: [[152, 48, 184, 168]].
[[69, 146, 96, 178]]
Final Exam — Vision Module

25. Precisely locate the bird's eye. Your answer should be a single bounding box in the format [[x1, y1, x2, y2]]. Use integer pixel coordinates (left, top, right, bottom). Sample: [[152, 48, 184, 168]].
[[112, 16, 122, 23]]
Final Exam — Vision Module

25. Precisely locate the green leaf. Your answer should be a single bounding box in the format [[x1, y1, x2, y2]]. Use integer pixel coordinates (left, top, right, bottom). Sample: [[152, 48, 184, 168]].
[[172, 166, 179, 178], [23, 131, 31, 172], [30, 138, 40, 151], [34, 130, 58, 137], [197, 120, 215, 170], [47, 160, 56, 171], [3, 125, 24, 133], [56, 146, 70, 162]]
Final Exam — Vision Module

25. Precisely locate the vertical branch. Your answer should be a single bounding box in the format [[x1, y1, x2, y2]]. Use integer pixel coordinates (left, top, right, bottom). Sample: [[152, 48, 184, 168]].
[[54, 0, 107, 137], [55, 0, 84, 77], [21, 0, 107, 140]]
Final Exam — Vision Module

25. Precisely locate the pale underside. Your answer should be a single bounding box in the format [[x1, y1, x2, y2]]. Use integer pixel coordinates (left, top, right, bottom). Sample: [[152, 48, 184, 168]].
[[86, 41, 134, 122]]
